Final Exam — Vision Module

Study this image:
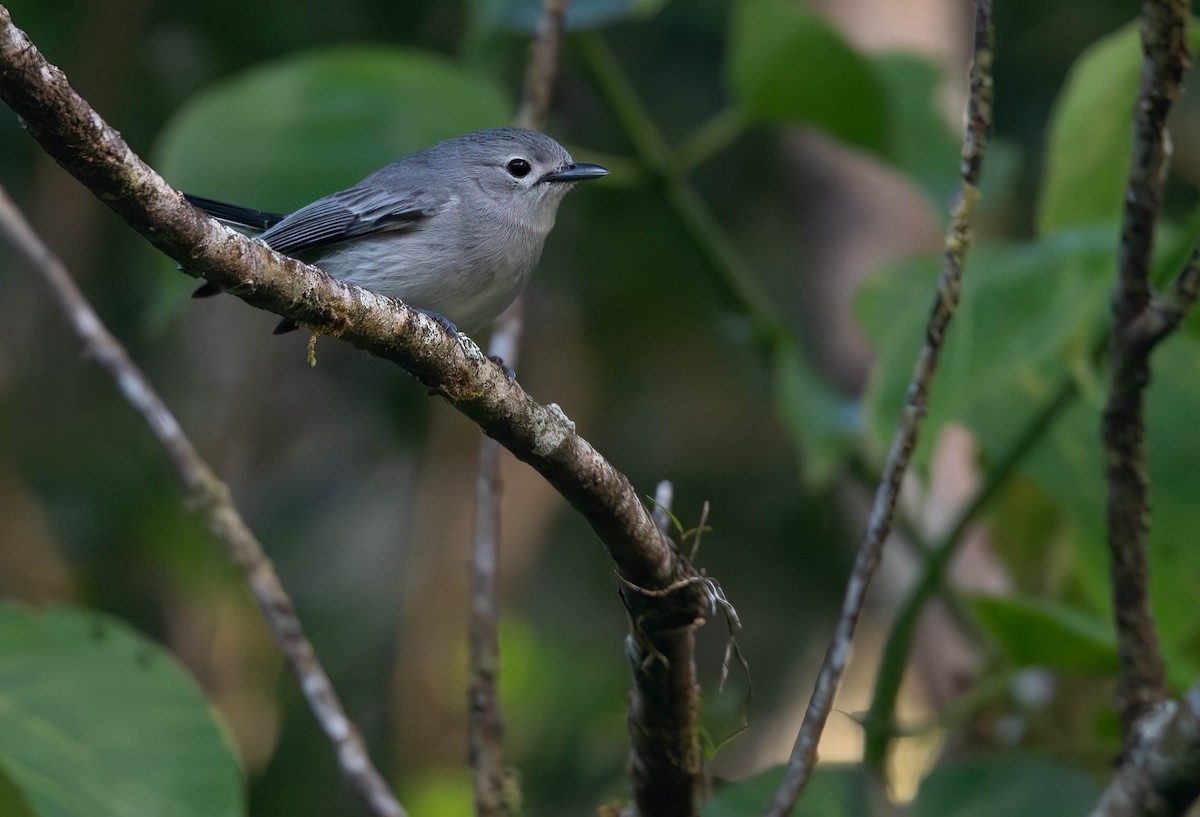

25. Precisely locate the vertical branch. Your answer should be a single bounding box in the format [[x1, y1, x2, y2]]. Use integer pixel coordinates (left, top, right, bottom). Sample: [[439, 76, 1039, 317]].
[[765, 3, 995, 814], [0, 185, 408, 817], [515, 0, 570, 132], [623, 589, 704, 817], [1103, 0, 1188, 740], [468, 2, 569, 815]]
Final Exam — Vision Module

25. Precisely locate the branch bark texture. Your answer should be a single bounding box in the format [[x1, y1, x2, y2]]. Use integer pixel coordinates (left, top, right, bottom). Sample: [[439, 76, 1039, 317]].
[[765, 2, 995, 814], [1103, 0, 1189, 739], [1091, 685, 1200, 817], [0, 184, 407, 817]]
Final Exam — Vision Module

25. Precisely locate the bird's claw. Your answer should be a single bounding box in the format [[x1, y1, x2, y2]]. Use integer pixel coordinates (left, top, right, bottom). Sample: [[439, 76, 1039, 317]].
[[414, 307, 459, 337], [489, 355, 517, 383]]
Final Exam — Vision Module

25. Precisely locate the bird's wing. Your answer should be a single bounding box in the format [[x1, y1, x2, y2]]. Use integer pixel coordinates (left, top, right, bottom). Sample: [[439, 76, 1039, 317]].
[[258, 185, 442, 256]]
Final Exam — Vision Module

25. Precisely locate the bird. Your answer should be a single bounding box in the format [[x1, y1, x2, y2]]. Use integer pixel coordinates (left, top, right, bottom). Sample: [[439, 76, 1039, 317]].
[[184, 127, 609, 336]]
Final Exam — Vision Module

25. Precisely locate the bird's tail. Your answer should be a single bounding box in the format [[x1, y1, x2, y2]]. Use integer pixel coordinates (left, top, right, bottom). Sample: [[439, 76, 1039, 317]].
[[184, 193, 286, 232]]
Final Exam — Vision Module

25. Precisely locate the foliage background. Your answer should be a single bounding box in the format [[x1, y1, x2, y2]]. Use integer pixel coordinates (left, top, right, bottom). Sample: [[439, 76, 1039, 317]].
[[2, 0, 1199, 814]]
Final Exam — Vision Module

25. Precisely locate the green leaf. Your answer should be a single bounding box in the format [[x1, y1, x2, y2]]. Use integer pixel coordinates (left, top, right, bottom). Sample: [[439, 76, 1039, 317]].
[[971, 595, 1118, 673], [983, 477, 1071, 595], [704, 765, 873, 817], [727, 0, 888, 155], [1021, 333, 1200, 689], [911, 756, 1100, 817], [0, 603, 243, 817], [1038, 22, 1200, 233], [0, 765, 35, 817], [154, 46, 511, 209], [726, 6, 966, 200], [773, 340, 858, 487], [872, 52, 961, 206], [469, 0, 668, 32], [855, 229, 1113, 469]]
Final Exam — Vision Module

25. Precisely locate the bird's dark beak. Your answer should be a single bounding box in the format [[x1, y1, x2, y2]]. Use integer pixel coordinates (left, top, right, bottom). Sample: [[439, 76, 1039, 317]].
[[542, 162, 609, 183]]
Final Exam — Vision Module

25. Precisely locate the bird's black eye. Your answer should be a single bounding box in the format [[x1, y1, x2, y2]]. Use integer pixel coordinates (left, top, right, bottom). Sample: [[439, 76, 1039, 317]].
[[506, 158, 532, 178]]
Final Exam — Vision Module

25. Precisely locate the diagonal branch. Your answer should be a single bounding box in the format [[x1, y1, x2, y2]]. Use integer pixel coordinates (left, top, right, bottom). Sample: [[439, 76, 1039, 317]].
[[1103, 0, 1189, 740], [765, 2, 995, 813], [0, 0, 697, 619], [469, 1, 570, 814], [0, 184, 408, 817], [0, 5, 711, 813]]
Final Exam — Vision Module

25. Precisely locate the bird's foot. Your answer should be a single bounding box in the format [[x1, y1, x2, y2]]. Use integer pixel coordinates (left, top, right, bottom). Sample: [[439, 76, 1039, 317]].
[[489, 355, 517, 383], [413, 307, 459, 337]]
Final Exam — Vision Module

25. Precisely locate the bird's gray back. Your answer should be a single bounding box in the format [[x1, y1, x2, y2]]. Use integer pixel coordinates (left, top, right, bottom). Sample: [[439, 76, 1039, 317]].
[[262, 128, 575, 331]]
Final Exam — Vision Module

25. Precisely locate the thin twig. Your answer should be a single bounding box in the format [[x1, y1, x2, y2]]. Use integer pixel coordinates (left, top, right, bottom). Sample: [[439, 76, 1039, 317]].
[[514, 0, 570, 132], [863, 377, 1077, 768], [0, 184, 407, 817], [765, 3, 994, 813], [1103, 0, 1189, 740], [469, 2, 569, 813], [1148, 245, 1200, 340]]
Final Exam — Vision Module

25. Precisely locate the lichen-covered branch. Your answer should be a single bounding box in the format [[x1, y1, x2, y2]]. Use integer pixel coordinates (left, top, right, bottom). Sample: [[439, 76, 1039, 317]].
[[0, 184, 408, 817], [1103, 0, 1189, 740], [1091, 684, 1200, 817], [469, 2, 571, 814], [765, 2, 995, 814]]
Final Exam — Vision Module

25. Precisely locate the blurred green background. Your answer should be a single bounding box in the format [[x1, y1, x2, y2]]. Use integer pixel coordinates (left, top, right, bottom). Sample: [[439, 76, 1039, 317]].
[[3, 0, 1200, 815]]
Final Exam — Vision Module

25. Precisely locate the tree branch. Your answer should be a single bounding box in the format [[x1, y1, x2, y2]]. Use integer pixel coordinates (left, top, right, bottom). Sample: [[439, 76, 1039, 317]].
[[863, 376, 1078, 769], [0, 183, 408, 817], [1090, 684, 1200, 817], [0, 6, 710, 813], [0, 0, 695, 617], [1103, 0, 1189, 739], [765, 2, 995, 813], [469, 2, 570, 814]]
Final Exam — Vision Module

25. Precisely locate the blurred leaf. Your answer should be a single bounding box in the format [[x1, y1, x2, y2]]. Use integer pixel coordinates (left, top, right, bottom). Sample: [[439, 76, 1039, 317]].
[[0, 765, 35, 817], [873, 52, 961, 206], [727, 8, 963, 201], [155, 46, 511, 208], [727, 0, 887, 155], [911, 756, 1100, 817], [405, 770, 475, 817], [1038, 22, 1200, 234], [1022, 333, 1200, 689], [984, 477, 1070, 596], [704, 765, 874, 817], [855, 229, 1113, 469], [470, 0, 668, 32], [773, 341, 858, 487], [486, 618, 627, 813], [972, 595, 1118, 673], [0, 603, 243, 817]]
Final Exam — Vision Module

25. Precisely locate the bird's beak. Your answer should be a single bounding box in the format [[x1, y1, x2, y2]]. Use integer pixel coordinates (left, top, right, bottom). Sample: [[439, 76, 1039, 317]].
[[541, 162, 609, 183]]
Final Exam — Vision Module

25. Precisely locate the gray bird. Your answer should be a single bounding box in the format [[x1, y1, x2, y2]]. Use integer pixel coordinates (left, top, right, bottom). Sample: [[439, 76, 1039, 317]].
[[186, 127, 608, 335]]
